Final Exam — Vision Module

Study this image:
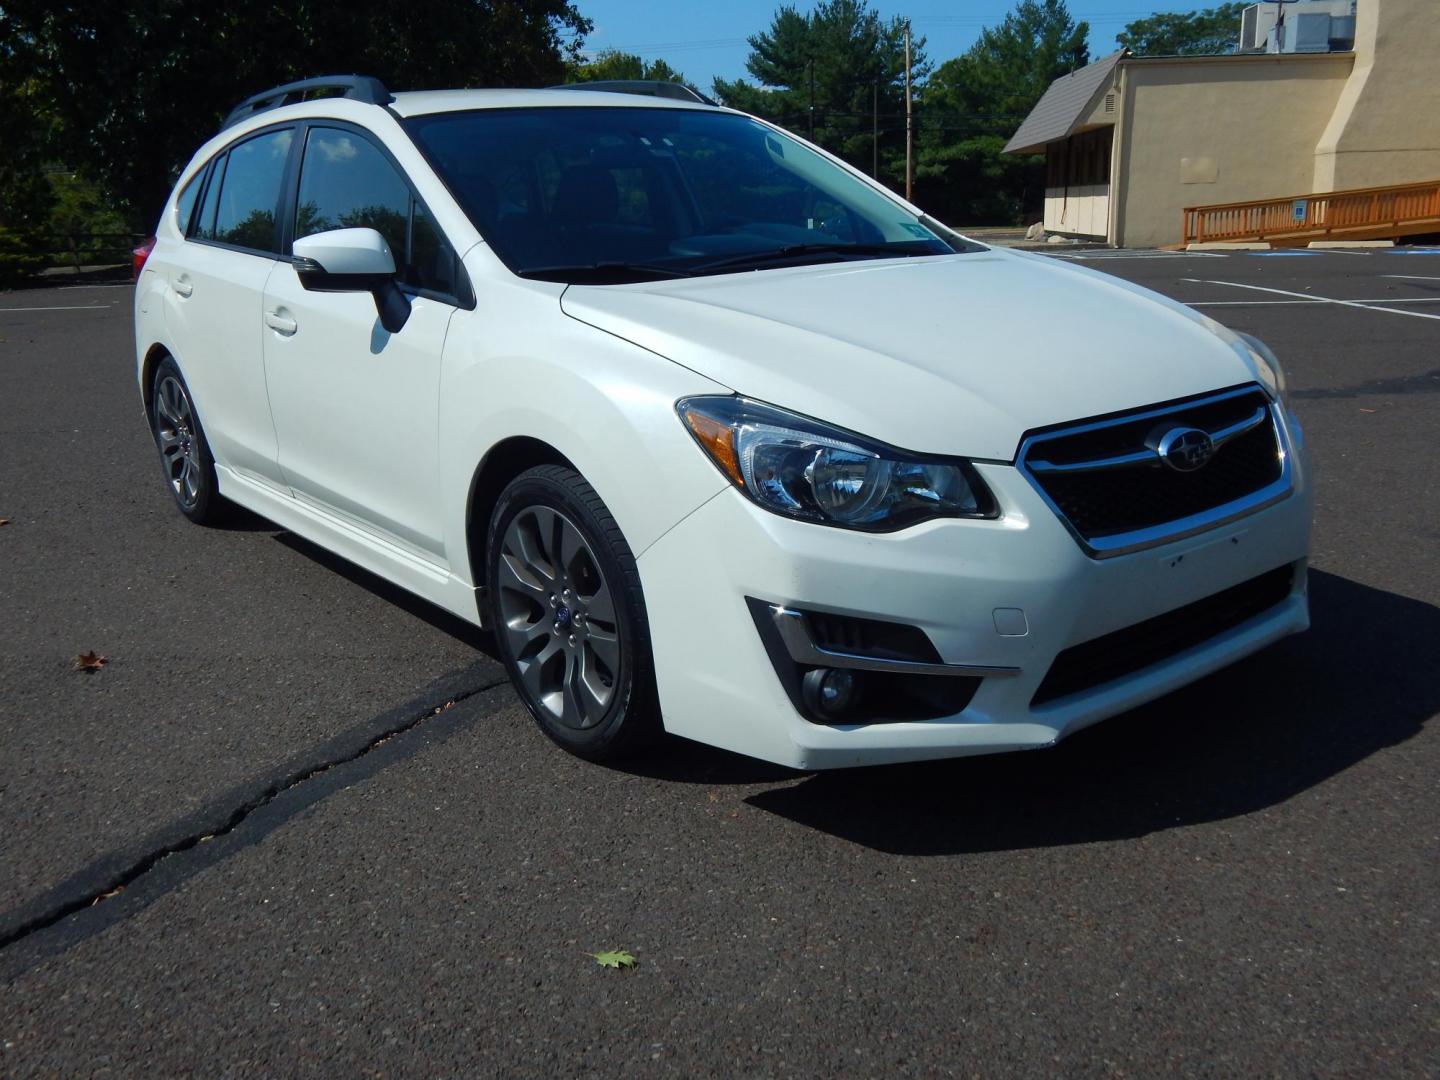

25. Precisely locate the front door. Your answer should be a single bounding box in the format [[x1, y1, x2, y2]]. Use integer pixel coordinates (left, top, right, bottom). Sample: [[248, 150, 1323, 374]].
[[261, 125, 467, 563]]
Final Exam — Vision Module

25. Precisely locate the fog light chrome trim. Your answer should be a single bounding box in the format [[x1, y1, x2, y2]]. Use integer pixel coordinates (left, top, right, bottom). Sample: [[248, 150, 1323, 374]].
[[768, 606, 1019, 678]]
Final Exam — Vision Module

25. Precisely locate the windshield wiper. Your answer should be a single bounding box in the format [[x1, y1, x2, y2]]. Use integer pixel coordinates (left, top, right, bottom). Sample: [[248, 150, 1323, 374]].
[[515, 262, 694, 284], [690, 242, 937, 273]]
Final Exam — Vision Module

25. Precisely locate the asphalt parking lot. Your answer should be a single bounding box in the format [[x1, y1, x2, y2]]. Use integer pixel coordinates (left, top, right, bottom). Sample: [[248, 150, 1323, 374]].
[[2, 248, 1437, 1075]]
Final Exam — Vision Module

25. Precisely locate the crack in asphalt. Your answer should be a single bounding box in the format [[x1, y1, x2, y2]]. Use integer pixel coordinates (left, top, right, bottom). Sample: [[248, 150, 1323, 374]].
[[0, 666, 509, 973]]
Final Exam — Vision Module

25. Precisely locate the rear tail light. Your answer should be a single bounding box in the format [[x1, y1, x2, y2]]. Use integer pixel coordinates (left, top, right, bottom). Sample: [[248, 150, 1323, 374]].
[[132, 236, 157, 281]]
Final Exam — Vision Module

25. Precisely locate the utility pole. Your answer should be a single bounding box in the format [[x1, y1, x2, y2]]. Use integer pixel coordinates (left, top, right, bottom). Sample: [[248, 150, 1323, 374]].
[[808, 59, 816, 141], [904, 19, 913, 201], [872, 80, 879, 178]]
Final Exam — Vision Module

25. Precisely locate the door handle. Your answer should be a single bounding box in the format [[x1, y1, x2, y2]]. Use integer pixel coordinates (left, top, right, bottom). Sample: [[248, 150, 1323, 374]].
[[264, 310, 297, 336], [173, 275, 194, 298]]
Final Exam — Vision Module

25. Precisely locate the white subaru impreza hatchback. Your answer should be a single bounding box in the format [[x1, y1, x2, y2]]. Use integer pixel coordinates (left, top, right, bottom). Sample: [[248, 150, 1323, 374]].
[[133, 76, 1312, 769]]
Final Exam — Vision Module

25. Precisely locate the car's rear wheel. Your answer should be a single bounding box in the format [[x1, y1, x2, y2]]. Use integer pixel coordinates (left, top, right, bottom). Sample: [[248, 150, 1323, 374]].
[[486, 465, 659, 761], [149, 357, 223, 525]]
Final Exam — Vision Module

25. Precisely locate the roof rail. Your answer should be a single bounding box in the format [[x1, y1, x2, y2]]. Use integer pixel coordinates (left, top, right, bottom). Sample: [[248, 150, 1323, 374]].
[[221, 75, 393, 131], [548, 80, 717, 107]]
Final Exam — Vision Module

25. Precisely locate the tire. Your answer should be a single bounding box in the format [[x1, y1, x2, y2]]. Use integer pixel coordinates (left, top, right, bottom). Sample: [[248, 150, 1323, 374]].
[[149, 357, 224, 525], [486, 464, 660, 761]]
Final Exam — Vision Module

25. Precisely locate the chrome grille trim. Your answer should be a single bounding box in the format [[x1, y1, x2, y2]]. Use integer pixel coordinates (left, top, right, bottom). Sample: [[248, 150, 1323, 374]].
[[1016, 385, 1294, 559], [1027, 405, 1268, 475]]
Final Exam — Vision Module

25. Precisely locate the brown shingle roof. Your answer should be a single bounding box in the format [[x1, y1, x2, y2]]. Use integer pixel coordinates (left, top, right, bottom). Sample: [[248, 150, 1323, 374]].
[[1003, 50, 1125, 154]]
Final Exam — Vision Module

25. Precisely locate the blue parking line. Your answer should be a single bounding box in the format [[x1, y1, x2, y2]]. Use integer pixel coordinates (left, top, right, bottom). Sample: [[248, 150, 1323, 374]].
[[1386, 248, 1440, 254]]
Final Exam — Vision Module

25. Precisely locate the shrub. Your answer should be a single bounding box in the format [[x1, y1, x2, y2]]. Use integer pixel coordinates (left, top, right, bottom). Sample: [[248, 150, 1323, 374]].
[[0, 227, 46, 289]]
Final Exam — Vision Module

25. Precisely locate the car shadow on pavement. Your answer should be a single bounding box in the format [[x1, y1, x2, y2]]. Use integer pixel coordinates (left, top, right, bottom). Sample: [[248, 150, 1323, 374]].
[[743, 570, 1438, 855], [212, 503, 290, 533], [271, 531, 494, 653]]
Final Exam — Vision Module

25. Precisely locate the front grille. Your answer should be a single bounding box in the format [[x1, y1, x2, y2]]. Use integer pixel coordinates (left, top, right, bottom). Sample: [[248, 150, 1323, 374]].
[[1031, 564, 1295, 705], [1020, 387, 1286, 549]]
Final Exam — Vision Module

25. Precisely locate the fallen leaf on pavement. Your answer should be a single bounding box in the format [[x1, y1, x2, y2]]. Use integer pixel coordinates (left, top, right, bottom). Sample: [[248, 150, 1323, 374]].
[[591, 950, 637, 970], [74, 651, 108, 672]]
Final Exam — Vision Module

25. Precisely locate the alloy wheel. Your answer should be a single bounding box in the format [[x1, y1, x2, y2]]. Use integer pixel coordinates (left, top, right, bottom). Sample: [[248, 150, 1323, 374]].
[[495, 505, 621, 730], [154, 375, 202, 508]]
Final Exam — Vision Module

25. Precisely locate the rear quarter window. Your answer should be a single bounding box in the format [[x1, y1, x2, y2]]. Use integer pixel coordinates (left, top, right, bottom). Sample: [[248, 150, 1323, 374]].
[[174, 169, 204, 235]]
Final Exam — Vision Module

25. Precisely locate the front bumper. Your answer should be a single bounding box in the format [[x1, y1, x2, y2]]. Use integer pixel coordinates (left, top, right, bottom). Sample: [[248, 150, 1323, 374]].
[[637, 427, 1313, 769]]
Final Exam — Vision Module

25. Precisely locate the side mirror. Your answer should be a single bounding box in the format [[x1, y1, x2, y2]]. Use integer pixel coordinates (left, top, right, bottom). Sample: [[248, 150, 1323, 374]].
[[292, 228, 410, 333], [293, 227, 396, 276]]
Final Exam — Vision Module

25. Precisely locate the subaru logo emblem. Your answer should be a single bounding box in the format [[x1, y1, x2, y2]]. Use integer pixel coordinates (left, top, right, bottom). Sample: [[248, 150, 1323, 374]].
[[1156, 427, 1215, 472]]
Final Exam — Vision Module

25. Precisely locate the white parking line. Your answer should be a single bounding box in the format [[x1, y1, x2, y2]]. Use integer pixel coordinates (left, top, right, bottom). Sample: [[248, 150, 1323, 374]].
[[1189, 297, 1440, 306], [0, 303, 118, 313], [1382, 274, 1440, 281], [1050, 250, 1226, 260], [1180, 279, 1440, 321]]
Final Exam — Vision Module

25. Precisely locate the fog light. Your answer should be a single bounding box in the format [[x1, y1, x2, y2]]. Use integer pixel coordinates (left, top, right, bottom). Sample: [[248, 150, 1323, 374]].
[[802, 667, 857, 718]]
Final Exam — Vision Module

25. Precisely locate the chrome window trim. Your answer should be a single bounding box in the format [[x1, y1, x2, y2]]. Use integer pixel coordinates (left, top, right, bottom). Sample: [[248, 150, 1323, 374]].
[[1015, 384, 1294, 560]]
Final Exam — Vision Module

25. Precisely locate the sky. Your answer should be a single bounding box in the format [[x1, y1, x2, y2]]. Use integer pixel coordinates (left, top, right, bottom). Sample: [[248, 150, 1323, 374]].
[[574, 2, 1226, 91]]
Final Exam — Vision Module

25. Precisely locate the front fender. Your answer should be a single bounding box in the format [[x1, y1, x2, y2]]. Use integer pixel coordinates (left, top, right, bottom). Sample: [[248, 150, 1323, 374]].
[[437, 268, 731, 586]]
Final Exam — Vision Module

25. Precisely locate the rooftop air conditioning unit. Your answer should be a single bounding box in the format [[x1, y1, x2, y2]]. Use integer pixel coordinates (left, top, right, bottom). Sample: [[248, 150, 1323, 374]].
[[1329, 14, 1357, 49], [1241, 4, 1261, 51], [1290, 11, 1336, 51]]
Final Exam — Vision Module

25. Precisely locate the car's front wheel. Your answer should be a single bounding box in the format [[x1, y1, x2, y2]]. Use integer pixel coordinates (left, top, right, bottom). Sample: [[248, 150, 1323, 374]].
[[486, 465, 659, 761]]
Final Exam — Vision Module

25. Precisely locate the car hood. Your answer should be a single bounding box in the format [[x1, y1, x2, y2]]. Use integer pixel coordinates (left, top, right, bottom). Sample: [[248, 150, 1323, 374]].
[[558, 247, 1260, 461]]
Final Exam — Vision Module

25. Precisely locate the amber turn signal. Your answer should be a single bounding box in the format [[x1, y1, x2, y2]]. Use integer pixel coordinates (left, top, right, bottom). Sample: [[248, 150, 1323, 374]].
[[680, 407, 744, 487]]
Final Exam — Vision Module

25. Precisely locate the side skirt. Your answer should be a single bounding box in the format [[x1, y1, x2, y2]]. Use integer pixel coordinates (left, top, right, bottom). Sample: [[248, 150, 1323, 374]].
[[215, 465, 485, 628]]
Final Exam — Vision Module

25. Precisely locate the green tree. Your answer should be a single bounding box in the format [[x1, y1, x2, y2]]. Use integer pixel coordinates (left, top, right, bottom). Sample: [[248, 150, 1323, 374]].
[[568, 49, 690, 87], [1117, 3, 1247, 56], [0, 57, 56, 284], [0, 0, 592, 229], [915, 0, 1089, 224], [714, 0, 921, 189]]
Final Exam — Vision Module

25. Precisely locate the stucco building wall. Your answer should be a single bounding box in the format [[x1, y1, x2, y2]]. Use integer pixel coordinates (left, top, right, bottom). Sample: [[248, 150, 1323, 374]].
[[1313, 0, 1440, 189], [1013, 0, 1440, 249], [1112, 54, 1353, 247]]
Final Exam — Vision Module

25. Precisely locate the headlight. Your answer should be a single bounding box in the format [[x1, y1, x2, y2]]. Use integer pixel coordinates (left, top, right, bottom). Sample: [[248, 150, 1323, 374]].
[[676, 396, 997, 530], [1238, 332, 1287, 400]]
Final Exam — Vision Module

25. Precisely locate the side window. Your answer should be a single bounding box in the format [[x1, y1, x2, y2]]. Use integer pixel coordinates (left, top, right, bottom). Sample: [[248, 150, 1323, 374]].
[[174, 168, 205, 235], [210, 128, 294, 252], [296, 128, 409, 259], [194, 155, 227, 241], [296, 126, 461, 299]]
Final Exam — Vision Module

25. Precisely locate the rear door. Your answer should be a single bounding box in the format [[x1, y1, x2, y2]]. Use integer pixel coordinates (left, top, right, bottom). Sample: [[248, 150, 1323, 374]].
[[260, 123, 467, 562], [162, 126, 296, 491]]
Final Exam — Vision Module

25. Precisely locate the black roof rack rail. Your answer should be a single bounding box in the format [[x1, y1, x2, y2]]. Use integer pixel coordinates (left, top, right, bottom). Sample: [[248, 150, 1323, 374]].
[[221, 75, 393, 131], [547, 80, 717, 107]]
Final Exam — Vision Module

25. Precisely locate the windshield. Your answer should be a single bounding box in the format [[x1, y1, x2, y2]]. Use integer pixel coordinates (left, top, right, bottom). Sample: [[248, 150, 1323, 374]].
[[404, 105, 973, 283]]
